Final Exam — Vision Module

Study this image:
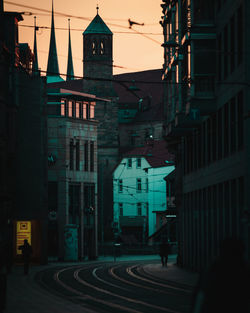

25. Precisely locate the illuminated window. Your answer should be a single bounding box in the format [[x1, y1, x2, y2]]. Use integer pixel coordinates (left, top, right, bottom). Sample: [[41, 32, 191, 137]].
[[75, 102, 80, 118], [68, 100, 73, 117], [100, 41, 104, 54], [92, 42, 96, 55], [83, 102, 87, 119], [61, 99, 66, 116], [90, 102, 95, 119]]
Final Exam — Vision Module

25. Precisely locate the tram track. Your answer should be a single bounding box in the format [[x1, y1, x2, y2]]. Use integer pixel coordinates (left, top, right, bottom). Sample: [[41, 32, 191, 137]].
[[36, 261, 193, 313]]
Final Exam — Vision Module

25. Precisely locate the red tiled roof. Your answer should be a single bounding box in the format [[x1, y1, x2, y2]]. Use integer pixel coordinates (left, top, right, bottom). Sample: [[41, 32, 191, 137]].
[[124, 140, 174, 168]]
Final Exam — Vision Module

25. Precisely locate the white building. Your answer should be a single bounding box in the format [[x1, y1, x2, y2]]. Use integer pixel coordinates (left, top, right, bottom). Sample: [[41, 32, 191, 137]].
[[113, 140, 174, 243]]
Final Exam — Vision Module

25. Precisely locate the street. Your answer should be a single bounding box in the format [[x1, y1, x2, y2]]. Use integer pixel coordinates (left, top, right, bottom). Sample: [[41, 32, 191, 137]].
[[34, 259, 194, 313]]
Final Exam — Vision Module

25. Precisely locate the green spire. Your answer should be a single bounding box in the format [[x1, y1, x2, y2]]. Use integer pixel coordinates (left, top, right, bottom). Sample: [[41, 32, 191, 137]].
[[84, 8, 112, 35], [32, 16, 39, 75], [66, 19, 74, 81], [46, 0, 60, 77]]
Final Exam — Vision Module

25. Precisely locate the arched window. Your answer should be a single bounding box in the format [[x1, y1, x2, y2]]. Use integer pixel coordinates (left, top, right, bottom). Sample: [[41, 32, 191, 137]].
[[100, 41, 104, 54], [92, 41, 96, 55]]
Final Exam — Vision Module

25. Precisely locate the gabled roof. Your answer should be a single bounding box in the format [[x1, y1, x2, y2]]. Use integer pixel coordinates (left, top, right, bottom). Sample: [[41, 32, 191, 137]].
[[124, 140, 174, 168], [84, 14, 112, 35]]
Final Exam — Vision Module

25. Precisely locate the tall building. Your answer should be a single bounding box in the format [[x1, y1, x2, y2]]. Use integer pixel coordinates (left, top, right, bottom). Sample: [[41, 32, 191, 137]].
[[46, 3, 103, 260], [83, 7, 119, 244], [0, 6, 48, 264], [161, 0, 250, 271]]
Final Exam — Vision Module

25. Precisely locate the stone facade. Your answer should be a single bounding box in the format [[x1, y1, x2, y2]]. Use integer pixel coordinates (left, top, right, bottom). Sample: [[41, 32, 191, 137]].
[[47, 90, 98, 260]]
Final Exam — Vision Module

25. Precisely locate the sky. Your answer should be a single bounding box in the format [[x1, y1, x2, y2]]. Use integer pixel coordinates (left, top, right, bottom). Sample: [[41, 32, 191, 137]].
[[4, 0, 164, 77]]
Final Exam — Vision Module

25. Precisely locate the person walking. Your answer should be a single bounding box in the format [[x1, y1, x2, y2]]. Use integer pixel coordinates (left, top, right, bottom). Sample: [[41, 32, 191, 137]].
[[159, 240, 171, 267], [19, 239, 33, 275]]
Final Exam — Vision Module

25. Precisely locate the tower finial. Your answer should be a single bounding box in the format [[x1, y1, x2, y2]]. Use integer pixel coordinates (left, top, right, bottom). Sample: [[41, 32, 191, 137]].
[[47, 0, 61, 79], [96, 4, 99, 15], [66, 18, 74, 81]]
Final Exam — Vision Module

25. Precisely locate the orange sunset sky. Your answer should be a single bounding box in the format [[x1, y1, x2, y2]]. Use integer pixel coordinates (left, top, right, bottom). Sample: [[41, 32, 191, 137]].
[[4, 0, 164, 76]]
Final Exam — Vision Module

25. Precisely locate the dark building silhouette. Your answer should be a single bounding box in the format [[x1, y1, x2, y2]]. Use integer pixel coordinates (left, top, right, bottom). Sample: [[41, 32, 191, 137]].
[[161, 0, 250, 271], [0, 6, 48, 264]]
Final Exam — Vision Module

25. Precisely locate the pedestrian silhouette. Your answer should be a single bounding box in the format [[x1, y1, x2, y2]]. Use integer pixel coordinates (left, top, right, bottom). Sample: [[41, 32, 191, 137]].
[[19, 239, 33, 275], [192, 237, 250, 313], [159, 240, 171, 267]]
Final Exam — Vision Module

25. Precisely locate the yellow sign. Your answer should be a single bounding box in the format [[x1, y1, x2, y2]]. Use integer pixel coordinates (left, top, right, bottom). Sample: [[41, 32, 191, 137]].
[[16, 221, 31, 255]]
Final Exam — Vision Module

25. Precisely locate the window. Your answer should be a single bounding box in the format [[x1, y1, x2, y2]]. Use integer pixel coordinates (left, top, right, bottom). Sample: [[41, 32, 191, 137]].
[[237, 5, 243, 65], [127, 158, 132, 168], [84, 141, 89, 171], [145, 178, 149, 193], [84, 183, 95, 226], [218, 34, 222, 82], [83, 102, 87, 119], [119, 203, 123, 216], [136, 158, 141, 168], [218, 108, 222, 159], [68, 100, 73, 117], [84, 183, 95, 208], [230, 97, 236, 153], [61, 99, 66, 116], [230, 15, 235, 73], [70, 139, 74, 170], [223, 25, 228, 79], [137, 202, 142, 216], [136, 178, 142, 193], [69, 184, 80, 224], [92, 41, 96, 55], [90, 141, 94, 172], [75, 140, 80, 171], [224, 102, 229, 157], [75, 102, 80, 118], [100, 41, 104, 54], [237, 91, 243, 149], [118, 179, 123, 193], [90, 102, 95, 119]]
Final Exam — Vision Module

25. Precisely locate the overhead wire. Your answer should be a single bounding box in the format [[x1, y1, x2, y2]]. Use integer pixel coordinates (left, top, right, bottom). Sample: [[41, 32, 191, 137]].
[[19, 23, 162, 35]]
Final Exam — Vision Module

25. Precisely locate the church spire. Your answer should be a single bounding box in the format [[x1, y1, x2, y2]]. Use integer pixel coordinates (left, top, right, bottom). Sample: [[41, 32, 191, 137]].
[[66, 19, 74, 81], [32, 16, 39, 75], [46, 0, 62, 80]]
